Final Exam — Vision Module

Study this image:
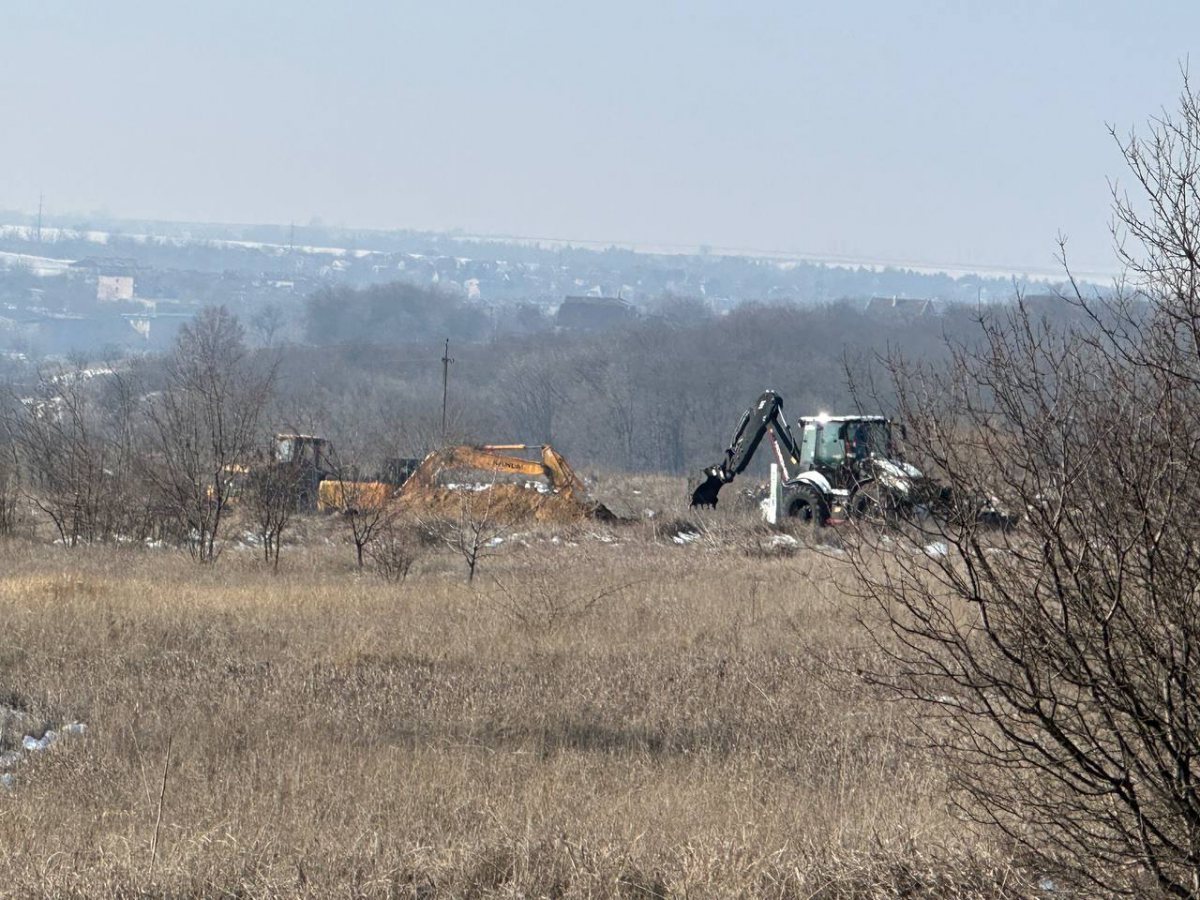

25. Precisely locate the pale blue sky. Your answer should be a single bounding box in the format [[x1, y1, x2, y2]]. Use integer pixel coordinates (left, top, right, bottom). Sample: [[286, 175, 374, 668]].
[[1, 1, 1196, 271]]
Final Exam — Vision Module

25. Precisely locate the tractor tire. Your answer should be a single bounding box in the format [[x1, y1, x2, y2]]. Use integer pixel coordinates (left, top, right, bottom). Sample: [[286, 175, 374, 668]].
[[784, 483, 828, 526]]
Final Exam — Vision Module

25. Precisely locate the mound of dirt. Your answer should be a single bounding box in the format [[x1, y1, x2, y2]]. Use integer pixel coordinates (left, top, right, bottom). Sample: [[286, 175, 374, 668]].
[[397, 483, 609, 524]]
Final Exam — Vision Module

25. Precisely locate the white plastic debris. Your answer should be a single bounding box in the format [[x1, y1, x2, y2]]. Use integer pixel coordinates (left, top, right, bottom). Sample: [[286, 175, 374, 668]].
[[924, 542, 948, 558], [22, 730, 57, 752], [673, 531, 700, 545]]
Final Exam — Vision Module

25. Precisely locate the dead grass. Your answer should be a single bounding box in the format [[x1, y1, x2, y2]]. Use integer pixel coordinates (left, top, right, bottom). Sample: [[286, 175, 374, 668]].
[[0, 486, 1023, 898]]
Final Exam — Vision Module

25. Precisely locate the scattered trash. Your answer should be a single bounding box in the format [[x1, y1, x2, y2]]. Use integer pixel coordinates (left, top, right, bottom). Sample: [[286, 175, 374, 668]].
[[0, 717, 88, 792], [22, 731, 57, 752]]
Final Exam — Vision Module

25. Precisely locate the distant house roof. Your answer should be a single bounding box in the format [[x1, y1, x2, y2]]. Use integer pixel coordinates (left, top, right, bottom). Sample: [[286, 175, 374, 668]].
[[863, 295, 940, 316], [555, 295, 638, 331]]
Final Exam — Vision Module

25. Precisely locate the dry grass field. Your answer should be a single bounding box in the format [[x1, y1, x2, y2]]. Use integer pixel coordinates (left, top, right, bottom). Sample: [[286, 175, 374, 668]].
[[0, 477, 1018, 898]]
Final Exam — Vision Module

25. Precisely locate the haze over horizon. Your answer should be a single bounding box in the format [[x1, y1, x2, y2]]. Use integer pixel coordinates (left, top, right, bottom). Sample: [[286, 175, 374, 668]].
[[3, 1, 1197, 274]]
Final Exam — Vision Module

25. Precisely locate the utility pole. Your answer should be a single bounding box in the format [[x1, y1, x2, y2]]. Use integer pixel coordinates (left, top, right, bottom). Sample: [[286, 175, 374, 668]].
[[36, 192, 43, 244], [440, 337, 454, 442]]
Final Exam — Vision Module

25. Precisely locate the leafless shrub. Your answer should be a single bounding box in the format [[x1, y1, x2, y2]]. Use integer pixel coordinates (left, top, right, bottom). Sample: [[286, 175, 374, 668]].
[[322, 443, 399, 569], [244, 456, 305, 571], [423, 479, 530, 584], [485, 567, 632, 634], [845, 77, 1200, 898], [6, 362, 116, 546], [366, 520, 420, 583]]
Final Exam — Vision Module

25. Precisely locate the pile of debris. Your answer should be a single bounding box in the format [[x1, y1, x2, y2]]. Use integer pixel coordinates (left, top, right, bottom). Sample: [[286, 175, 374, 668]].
[[396, 481, 610, 524]]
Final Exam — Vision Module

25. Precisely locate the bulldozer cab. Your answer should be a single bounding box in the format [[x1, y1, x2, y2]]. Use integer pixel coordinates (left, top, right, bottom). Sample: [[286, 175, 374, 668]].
[[275, 434, 328, 471]]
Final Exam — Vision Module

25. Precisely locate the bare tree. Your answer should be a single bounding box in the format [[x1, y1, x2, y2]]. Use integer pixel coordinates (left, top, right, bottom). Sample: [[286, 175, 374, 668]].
[[323, 443, 398, 569], [494, 348, 565, 444], [845, 78, 1200, 898], [6, 363, 115, 546], [250, 302, 287, 347], [424, 478, 526, 584], [244, 452, 303, 571], [141, 306, 275, 563]]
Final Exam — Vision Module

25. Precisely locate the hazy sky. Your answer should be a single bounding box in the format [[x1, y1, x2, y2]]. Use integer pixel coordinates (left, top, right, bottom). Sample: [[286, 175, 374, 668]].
[[2, 1, 1197, 272]]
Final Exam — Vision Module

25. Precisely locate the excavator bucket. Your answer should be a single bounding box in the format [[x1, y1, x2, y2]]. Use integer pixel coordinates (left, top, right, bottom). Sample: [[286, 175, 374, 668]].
[[690, 469, 726, 508]]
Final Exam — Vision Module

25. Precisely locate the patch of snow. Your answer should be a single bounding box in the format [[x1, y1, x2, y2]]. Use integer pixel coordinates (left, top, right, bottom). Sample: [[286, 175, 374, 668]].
[[673, 531, 700, 545], [444, 482, 491, 492], [767, 534, 799, 549], [0, 250, 75, 277], [924, 542, 949, 558], [0, 773, 13, 790]]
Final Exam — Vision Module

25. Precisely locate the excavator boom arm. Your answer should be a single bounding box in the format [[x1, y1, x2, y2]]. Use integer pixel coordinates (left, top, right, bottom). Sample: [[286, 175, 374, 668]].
[[690, 390, 805, 507]]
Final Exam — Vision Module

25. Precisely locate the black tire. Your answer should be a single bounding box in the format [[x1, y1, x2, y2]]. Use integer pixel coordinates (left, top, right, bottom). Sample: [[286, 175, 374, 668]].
[[784, 483, 828, 525]]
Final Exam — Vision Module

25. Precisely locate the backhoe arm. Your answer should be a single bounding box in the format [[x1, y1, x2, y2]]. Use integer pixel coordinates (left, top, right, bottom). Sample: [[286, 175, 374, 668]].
[[690, 390, 804, 507]]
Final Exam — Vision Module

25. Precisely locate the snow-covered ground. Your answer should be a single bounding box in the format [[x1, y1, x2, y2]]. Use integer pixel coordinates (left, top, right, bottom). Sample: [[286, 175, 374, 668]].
[[0, 221, 1116, 286], [0, 249, 76, 277], [0, 224, 378, 260]]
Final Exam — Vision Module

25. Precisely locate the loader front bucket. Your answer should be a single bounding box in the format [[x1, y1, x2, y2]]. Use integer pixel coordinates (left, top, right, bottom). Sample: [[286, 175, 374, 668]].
[[690, 470, 726, 508]]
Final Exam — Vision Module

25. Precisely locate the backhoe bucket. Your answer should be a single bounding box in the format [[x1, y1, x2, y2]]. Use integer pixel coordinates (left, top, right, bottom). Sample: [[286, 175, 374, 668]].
[[690, 470, 726, 508]]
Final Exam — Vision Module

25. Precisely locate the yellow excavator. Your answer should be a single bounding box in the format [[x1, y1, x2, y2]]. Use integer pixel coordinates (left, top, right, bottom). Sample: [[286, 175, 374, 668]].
[[399, 443, 614, 520], [318, 443, 614, 520]]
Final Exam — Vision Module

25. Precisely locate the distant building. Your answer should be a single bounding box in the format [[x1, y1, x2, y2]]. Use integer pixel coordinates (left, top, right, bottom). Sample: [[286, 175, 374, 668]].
[[863, 295, 941, 316], [555, 295, 638, 331], [97, 274, 134, 302], [68, 257, 140, 304]]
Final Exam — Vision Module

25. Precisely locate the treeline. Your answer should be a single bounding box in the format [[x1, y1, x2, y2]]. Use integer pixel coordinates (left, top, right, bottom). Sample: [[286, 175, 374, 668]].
[[282, 290, 1088, 476]]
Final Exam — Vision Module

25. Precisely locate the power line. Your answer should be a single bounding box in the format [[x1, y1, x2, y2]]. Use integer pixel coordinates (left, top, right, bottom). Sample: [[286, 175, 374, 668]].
[[440, 337, 454, 441]]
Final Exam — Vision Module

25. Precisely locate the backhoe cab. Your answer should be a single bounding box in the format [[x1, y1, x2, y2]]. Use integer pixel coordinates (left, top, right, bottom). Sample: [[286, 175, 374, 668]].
[[793, 414, 933, 521]]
